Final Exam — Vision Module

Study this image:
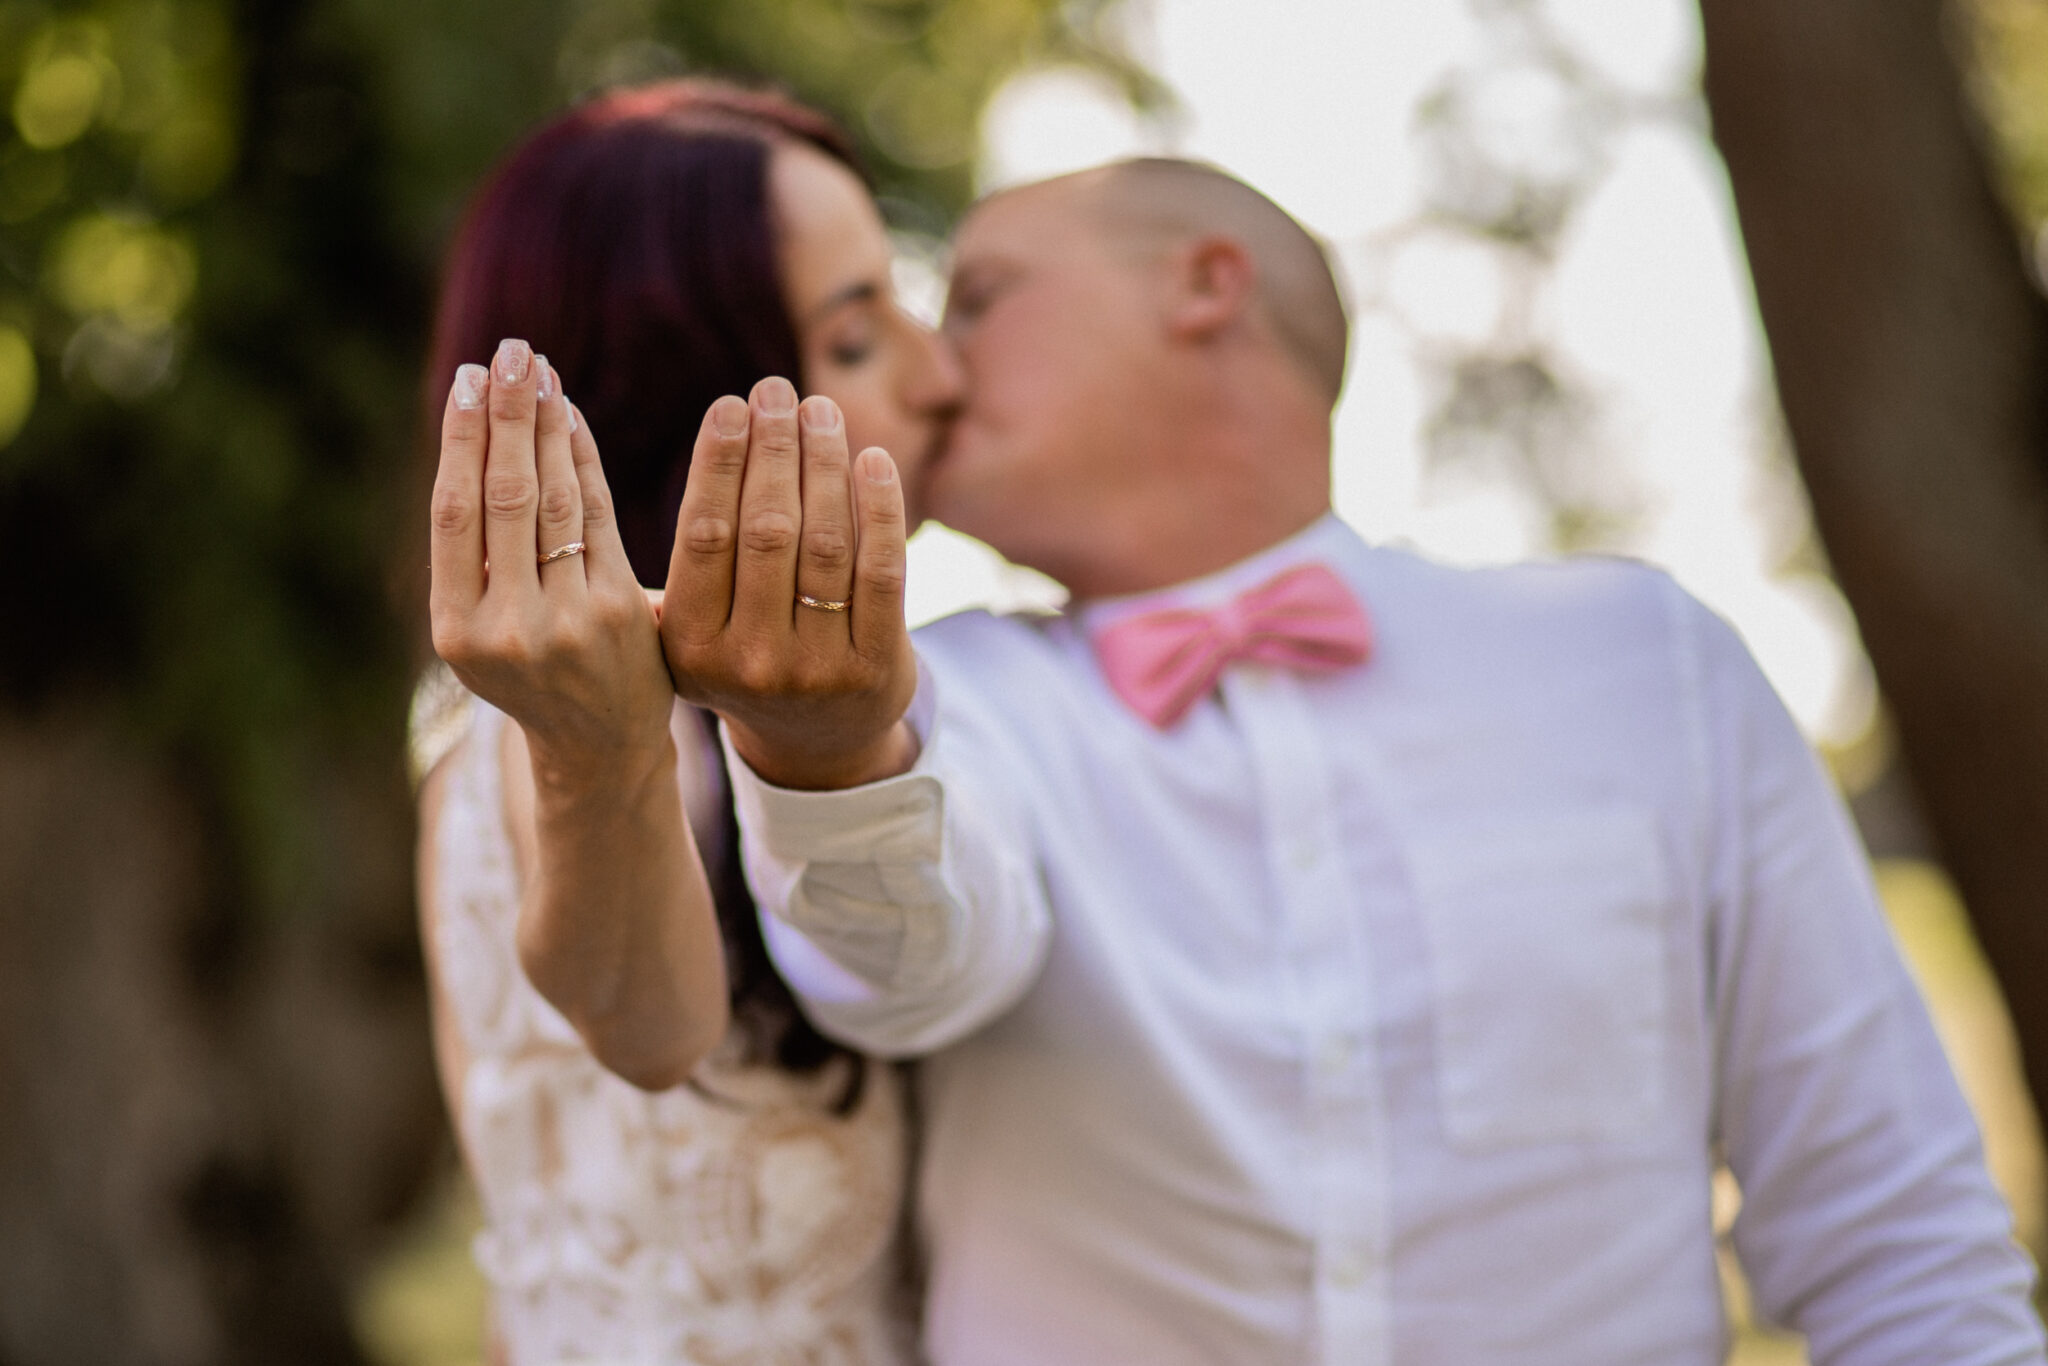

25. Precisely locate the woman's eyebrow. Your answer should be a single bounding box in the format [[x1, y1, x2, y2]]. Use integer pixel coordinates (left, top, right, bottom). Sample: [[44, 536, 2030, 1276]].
[[803, 279, 881, 325]]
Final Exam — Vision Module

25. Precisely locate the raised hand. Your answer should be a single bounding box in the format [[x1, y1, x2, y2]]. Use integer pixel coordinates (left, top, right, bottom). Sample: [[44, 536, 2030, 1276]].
[[660, 376, 920, 791], [426, 338, 727, 1088], [428, 338, 674, 775]]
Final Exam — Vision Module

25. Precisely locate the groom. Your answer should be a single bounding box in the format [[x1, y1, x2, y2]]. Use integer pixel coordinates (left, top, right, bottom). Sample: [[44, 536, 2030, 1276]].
[[665, 159, 2047, 1362]]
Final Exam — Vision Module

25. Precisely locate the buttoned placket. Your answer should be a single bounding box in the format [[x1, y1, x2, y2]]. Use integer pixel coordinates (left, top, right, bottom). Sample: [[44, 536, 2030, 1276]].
[[1220, 663, 1391, 1366]]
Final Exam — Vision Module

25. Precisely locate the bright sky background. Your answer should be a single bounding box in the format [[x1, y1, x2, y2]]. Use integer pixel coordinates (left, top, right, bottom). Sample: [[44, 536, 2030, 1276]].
[[903, 0, 1874, 746]]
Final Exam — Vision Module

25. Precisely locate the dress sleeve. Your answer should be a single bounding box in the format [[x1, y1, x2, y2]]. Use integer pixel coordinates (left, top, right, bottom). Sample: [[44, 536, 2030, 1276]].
[[1693, 594, 2047, 1364], [407, 660, 475, 791], [723, 656, 1054, 1058]]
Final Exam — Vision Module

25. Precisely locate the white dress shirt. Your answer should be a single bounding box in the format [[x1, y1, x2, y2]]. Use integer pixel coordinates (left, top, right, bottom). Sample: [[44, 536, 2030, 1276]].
[[729, 516, 2045, 1365]]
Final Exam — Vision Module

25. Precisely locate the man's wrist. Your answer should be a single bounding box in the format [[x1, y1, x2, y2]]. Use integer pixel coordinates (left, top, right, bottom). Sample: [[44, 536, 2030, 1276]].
[[728, 720, 920, 791]]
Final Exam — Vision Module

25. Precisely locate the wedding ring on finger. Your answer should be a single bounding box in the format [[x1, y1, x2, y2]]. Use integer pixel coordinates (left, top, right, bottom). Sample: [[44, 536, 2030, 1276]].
[[537, 541, 586, 565], [796, 592, 850, 613]]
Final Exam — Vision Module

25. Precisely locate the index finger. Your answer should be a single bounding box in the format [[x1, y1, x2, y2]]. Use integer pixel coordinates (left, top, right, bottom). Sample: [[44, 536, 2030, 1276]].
[[663, 394, 753, 645], [428, 363, 491, 618], [564, 402, 636, 589]]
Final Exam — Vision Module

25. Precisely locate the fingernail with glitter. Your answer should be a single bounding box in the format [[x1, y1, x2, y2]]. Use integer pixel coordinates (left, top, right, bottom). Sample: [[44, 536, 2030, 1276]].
[[495, 338, 531, 384], [453, 364, 488, 410]]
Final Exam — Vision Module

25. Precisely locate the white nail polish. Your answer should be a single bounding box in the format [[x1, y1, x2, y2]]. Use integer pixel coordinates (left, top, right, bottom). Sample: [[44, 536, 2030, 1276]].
[[495, 338, 531, 384], [453, 364, 488, 410], [567, 405, 579, 434]]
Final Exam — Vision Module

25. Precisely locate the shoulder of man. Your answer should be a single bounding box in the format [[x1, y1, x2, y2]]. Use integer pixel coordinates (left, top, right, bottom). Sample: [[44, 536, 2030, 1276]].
[[1348, 546, 1767, 741], [1359, 544, 1695, 645]]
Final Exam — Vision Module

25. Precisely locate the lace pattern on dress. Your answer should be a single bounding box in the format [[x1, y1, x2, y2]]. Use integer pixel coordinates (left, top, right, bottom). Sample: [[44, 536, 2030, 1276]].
[[432, 698, 915, 1365], [409, 661, 475, 790]]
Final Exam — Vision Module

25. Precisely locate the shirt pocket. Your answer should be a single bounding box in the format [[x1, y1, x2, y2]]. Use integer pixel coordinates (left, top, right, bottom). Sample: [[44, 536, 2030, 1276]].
[[1408, 804, 1670, 1150]]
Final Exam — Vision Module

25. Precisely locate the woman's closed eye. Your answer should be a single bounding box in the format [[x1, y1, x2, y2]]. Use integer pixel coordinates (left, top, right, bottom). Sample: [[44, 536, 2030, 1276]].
[[828, 328, 875, 367], [811, 292, 884, 370], [803, 278, 887, 369]]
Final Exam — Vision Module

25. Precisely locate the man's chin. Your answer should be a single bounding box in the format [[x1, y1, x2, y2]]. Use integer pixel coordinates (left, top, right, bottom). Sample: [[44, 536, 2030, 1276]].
[[895, 438, 951, 533], [922, 500, 1016, 563], [922, 458, 1028, 559]]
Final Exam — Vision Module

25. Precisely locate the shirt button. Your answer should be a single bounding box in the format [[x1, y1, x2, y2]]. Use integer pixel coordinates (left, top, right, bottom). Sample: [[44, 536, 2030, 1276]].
[[1328, 1246, 1371, 1288]]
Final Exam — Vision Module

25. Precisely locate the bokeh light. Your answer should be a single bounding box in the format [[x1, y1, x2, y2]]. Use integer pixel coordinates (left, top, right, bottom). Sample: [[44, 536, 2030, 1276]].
[[0, 326, 37, 447]]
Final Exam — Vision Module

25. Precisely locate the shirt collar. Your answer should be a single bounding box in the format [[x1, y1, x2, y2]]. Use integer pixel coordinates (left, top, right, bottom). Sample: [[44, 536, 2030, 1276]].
[[1071, 512, 1363, 638]]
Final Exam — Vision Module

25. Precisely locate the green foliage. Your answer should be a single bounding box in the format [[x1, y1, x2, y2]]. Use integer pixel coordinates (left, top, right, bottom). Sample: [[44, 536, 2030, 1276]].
[[1962, 0, 2048, 230], [0, 0, 1143, 918], [348, 0, 1160, 249]]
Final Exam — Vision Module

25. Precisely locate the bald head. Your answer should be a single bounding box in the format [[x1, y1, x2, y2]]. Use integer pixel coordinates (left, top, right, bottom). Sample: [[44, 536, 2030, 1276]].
[[935, 158, 1346, 595], [1050, 158, 1351, 405]]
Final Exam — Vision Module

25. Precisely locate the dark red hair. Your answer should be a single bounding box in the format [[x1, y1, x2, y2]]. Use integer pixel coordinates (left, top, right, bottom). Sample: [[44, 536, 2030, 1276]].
[[426, 79, 862, 583], [426, 80, 865, 1083]]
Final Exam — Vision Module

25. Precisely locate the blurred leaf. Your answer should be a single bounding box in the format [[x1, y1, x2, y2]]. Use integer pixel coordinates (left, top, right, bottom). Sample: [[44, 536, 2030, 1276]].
[[12, 18, 116, 150], [1963, 0, 2048, 229], [48, 211, 195, 327], [0, 321, 31, 441]]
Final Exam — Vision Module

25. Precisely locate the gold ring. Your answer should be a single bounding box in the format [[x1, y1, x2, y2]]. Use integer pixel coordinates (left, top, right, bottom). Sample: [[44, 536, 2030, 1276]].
[[537, 541, 586, 565], [796, 592, 850, 613]]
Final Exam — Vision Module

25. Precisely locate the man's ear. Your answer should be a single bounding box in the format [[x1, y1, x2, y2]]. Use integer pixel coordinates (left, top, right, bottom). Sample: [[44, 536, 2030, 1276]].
[[1165, 235, 1256, 342]]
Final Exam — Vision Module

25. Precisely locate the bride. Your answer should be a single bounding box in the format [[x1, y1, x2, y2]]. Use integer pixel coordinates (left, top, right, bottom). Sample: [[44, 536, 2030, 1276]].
[[413, 80, 959, 1363]]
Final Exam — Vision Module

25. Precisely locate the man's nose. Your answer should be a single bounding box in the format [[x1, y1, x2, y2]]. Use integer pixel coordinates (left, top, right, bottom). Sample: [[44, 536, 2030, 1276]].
[[908, 322, 967, 413]]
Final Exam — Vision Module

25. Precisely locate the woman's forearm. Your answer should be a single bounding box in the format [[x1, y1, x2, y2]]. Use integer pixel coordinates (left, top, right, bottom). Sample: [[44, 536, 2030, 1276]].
[[512, 721, 730, 1090]]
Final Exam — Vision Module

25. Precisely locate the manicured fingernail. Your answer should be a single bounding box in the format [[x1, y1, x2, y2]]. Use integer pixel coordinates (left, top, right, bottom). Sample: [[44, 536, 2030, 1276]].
[[861, 450, 895, 484], [567, 403, 578, 434], [495, 338, 531, 384], [755, 376, 796, 415], [535, 355, 556, 401], [711, 395, 749, 436], [453, 364, 488, 410], [800, 395, 840, 432]]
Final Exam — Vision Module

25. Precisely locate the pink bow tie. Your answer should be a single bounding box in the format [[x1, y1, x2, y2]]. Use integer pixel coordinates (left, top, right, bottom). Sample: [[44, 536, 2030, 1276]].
[[1091, 563, 1374, 728]]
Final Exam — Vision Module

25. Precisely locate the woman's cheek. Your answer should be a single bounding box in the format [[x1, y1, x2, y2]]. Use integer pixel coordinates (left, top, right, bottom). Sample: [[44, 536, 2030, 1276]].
[[828, 375, 893, 454]]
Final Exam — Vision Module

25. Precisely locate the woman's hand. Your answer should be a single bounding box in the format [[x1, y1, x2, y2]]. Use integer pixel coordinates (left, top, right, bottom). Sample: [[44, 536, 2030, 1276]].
[[428, 338, 673, 783], [428, 338, 726, 1089], [660, 376, 920, 790]]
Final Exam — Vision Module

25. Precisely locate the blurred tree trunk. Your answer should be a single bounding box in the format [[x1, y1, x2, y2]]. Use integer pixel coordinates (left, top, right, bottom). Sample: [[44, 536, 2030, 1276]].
[[1699, 0, 2048, 1219], [0, 712, 444, 1365], [0, 0, 449, 1353]]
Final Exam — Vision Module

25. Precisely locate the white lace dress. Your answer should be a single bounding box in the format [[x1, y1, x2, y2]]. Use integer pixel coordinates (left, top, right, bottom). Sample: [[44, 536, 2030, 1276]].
[[419, 687, 916, 1365]]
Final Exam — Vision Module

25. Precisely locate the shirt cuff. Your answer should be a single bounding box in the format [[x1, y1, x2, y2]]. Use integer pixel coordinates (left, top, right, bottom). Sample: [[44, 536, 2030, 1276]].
[[719, 655, 946, 867]]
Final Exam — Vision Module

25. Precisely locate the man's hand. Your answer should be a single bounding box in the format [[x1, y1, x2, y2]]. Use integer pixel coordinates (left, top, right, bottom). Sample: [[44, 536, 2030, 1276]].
[[661, 376, 920, 791]]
